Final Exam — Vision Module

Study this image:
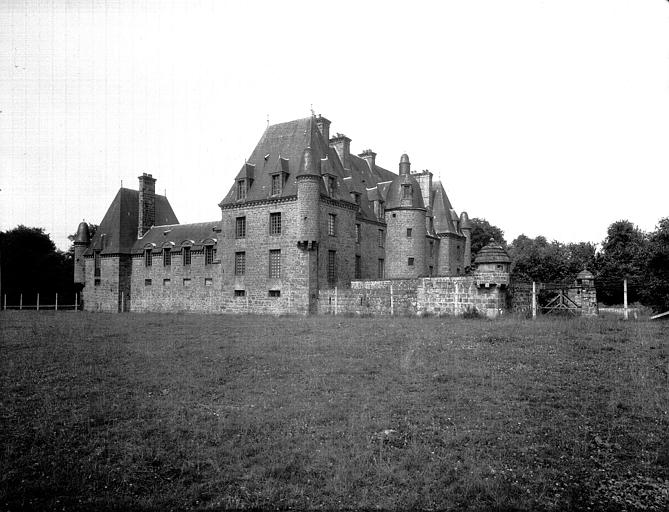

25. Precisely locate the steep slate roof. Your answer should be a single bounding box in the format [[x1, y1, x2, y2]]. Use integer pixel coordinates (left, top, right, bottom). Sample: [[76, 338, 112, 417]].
[[475, 239, 511, 264], [219, 115, 469, 229], [86, 188, 178, 255], [135, 221, 220, 251], [220, 117, 399, 223], [431, 181, 460, 235]]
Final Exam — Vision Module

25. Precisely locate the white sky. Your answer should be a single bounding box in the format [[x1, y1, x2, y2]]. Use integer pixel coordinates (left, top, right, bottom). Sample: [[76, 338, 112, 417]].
[[1, 0, 668, 251]]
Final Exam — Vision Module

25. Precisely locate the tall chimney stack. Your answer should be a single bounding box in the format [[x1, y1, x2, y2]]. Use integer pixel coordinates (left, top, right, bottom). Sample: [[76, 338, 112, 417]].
[[138, 173, 156, 238], [358, 149, 377, 172], [315, 115, 331, 143], [329, 133, 351, 169]]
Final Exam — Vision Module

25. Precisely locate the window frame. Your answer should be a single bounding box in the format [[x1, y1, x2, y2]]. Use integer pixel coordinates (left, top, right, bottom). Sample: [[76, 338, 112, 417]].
[[269, 249, 281, 279], [237, 179, 247, 200], [234, 251, 246, 276], [270, 173, 281, 196], [182, 246, 191, 266], [269, 212, 282, 236], [205, 245, 215, 266], [235, 216, 246, 238], [163, 248, 171, 267], [328, 213, 336, 237], [327, 250, 337, 285]]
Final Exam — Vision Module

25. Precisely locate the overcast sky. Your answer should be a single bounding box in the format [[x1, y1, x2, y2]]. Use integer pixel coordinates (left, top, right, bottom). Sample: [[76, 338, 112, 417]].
[[1, 0, 668, 251]]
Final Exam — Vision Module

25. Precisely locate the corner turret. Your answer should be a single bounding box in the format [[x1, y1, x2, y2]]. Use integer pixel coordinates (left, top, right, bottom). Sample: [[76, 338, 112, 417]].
[[73, 221, 90, 284], [296, 147, 320, 250]]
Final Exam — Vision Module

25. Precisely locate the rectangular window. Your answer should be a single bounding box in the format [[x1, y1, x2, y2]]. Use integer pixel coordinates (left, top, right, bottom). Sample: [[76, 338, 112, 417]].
[[94, 250, 101, 277], [94, 278, 101, 286], [144, 249, 152, 267], [408, 257, 415, 266], [355, 255, 361, 279], [269, 249, 281, 278], [204, 277, 213, 286], [234, 251, 246, 276], [328, 213, 336, 236], [163, 278, 171, 286], [271, 174, 281, 195], [183, 278, 191, 286], [182, 246, 191, 266], [328, 176, 336, 194], [236, 217, 246, 238], [378, 229, 384, 248], [355, 223, 361, 244], [269, 212, 281, 235], [205, 245, 215, 265], [237, 179, 246, 200], [406, 228, 412, 238], [429, 265, 434, 276], [144, 279, 152, 286], [234, 289, 246, 297], [327, 250, 337, 285], [269, 290, 281, 298], [163, 248, 171, 266], [429, 241, 434, 257], [378, 259, 385, 279], [402, 184, 412, 200]]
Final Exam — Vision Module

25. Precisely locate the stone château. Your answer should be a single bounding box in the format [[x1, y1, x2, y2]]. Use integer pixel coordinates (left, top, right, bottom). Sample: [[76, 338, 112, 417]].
[[74, 114, 511, 315]]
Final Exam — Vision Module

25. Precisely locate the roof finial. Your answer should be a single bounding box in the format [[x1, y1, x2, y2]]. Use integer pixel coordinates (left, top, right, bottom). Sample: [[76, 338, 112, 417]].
[[120, 179, 123, 188], [310, 104, 315, 116], [266, 114, 269, 128]]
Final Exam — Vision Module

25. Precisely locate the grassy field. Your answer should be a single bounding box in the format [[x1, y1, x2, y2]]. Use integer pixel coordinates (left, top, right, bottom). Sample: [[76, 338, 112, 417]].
[[1, 312, 667, 511]]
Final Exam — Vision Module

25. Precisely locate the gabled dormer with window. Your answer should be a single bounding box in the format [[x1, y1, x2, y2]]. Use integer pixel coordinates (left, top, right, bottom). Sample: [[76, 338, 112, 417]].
[[236, 163, 255, 202], [270, 156, 290, 197], [320, 156, 339, 199]]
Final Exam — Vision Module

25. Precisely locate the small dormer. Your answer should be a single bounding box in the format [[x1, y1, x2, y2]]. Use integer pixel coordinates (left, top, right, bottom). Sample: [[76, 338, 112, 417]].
[[320, 156, 338, 198], [270, 157, 290, 196], [237, 163, 255, 201]]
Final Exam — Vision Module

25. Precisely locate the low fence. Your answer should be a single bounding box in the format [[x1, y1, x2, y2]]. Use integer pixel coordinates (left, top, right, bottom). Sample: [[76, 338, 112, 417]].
[[2, 293, 82, 311]]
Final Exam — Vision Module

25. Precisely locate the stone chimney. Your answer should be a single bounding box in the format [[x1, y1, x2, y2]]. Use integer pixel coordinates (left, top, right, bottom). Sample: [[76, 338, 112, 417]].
[[138, 173, 156, 238], [329, 133, 351, 168], [358, 149, 376, 171], [315, 115, 331, 143], [412, 170, 433, 211]]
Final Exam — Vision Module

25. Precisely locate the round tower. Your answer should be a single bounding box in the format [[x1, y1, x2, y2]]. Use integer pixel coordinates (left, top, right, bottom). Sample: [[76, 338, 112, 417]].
[[296, 147, 320, 250], [459, 211, 472, 268], [73, 221, 90, 284], [384, 153, 427, 278]]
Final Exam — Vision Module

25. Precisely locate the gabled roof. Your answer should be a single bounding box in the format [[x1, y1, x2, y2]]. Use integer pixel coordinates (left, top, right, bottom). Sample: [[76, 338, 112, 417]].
[[85, 188, 178, 255], [431, 181, 460, 235], [134, 221, 220, 252], [219, 116, 400, 223], [220, 117, 340, 204]]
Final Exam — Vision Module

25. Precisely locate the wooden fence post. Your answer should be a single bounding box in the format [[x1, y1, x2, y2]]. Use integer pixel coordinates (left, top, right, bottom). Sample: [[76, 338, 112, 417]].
[[19, 293, 22, 310], [75, 292, 78, 311], [532, 282, 537, 319], [623, 278, 629, 321], [55, 293, 58, 311], [390, 284, 394, 316], [36, 293, 40, 311]]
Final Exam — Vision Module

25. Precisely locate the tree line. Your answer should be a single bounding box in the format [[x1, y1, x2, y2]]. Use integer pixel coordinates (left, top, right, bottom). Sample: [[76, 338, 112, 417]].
[[470, 217, 669, 313], [1, 218, 667, 312]]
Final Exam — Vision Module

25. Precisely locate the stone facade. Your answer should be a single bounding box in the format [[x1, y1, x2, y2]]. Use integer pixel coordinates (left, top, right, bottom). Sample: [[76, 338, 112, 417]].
[[318, 273, 509, 318], [76, 114, 513, 315]]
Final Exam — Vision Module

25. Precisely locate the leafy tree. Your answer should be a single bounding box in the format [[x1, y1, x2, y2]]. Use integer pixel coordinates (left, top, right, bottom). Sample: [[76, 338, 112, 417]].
[[641, 218, 669, 313], [0, 225, 75, 306], [595, 220, 649, 304], [469, 218, 506, 260], [508, 237, 597, 284]]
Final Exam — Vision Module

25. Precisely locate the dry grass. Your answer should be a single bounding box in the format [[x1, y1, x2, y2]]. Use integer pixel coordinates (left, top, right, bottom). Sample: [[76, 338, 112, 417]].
[[1, 312, 667, 511]]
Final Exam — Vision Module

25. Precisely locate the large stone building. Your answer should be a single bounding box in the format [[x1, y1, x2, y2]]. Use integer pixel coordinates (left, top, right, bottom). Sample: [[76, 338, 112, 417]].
[[75, 114, 488, 314]]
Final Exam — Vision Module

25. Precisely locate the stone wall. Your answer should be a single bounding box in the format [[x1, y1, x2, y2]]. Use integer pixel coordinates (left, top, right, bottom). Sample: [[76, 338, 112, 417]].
[[130, 248, 222, 312], [318, 272, 509, 318]]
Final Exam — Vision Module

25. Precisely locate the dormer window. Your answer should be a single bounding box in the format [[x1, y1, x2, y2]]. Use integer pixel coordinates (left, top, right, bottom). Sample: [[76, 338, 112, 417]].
[[402, 184, 412, 200], [237, 179, 247, 200], [351, 192, 361, 205], [328, 176, 336, 195], [271, 173, 281, 196]]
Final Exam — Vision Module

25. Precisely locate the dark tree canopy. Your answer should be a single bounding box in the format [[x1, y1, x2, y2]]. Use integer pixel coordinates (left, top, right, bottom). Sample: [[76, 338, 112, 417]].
[[595, 220, 649, 305], [641, 218, 669, 313], [508, 236, 596, 284], [0, 225, 75, 305], [469, 218, 506, 260]]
